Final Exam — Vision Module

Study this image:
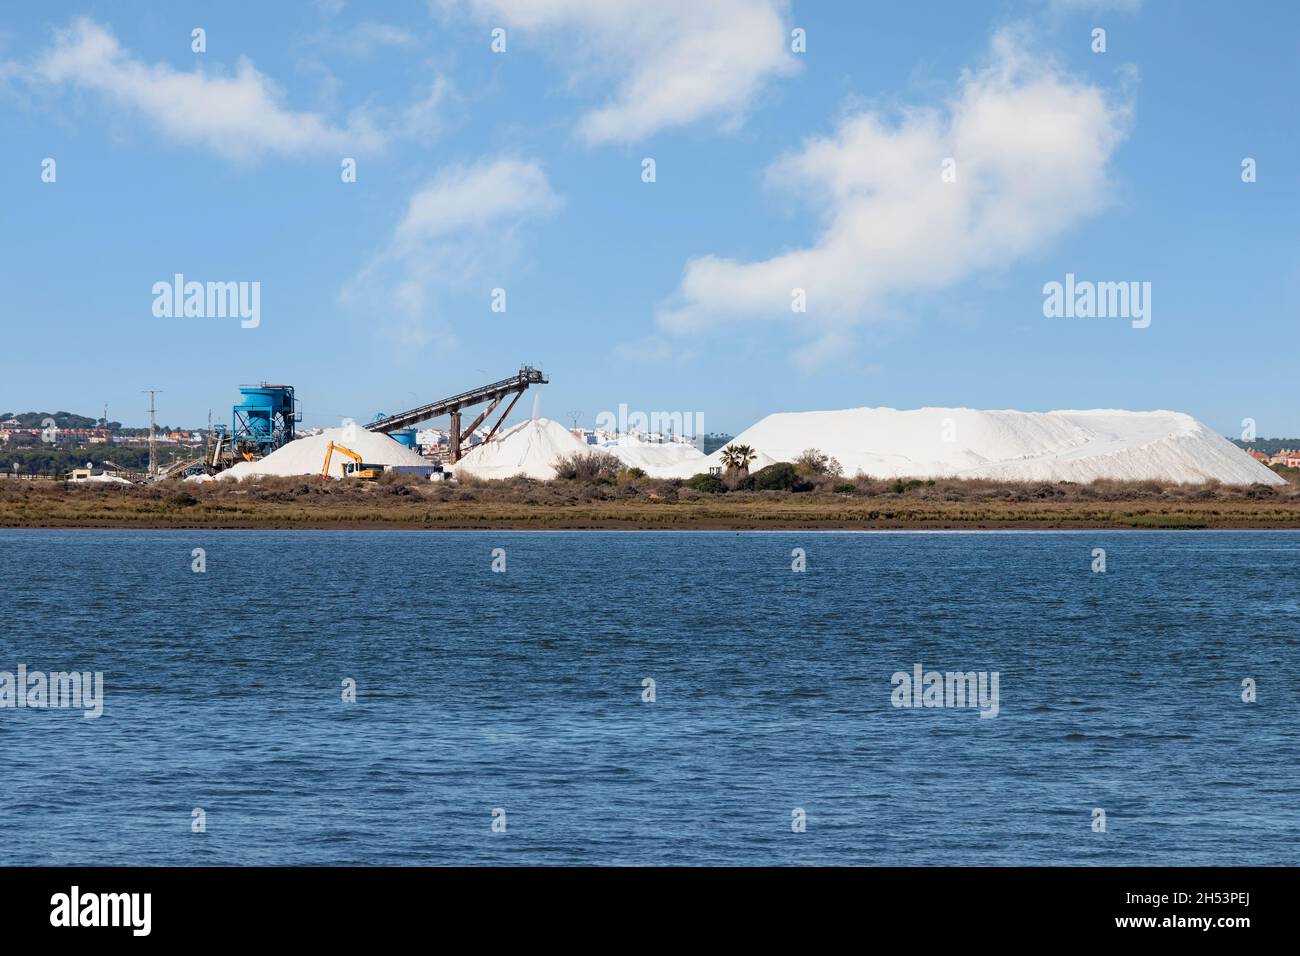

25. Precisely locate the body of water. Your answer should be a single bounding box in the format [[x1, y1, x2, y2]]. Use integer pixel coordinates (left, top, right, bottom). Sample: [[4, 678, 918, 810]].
[[2, 529, 1296, 865]]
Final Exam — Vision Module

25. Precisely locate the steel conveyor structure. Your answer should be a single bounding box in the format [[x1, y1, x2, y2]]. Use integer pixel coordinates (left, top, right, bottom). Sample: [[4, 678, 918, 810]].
[[364, 366, 547, 463]]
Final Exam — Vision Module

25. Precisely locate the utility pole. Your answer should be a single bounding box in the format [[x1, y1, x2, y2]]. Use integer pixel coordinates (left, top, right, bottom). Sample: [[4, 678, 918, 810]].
[[143, 388, 161, 478]]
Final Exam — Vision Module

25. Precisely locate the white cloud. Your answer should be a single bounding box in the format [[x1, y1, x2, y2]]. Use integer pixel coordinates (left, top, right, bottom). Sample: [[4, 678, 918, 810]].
[[656, 30, 1131, 362], [392, 157, 559, 249], [1045, 0, 1142, 11], [401, 74, 455, 139], [28, 18, 381, 160], [344, 158, 560, 347], [612, 335, 678, 364], [463, 0, 798, 144], [302, 21, 419, 59]]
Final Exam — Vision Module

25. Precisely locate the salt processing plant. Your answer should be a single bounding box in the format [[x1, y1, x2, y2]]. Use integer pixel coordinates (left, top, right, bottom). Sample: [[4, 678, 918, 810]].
[[172, 366, 551, 482], [129, 363, 1288, 490]]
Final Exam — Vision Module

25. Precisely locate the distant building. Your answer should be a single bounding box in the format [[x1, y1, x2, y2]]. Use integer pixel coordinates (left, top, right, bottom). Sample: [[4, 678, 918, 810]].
[[1, 426, 112, 444], [415, 428, 448, 455]]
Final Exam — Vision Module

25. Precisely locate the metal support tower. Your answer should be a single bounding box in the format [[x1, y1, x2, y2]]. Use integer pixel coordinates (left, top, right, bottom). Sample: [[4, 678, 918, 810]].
[[142, 388, 162, 478], [365, 366, 547, 463]]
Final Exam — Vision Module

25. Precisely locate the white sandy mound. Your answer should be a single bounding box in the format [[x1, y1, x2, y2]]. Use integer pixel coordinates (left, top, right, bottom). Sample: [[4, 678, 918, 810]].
[[72, 473, 132, 485], [454, 418, 590, 480], [683, 407, 1282, 485], [218, 427, 428, 480], [183, 473, 214, 484], [655, 446, 779, 479], [600, 436, 709, 476]]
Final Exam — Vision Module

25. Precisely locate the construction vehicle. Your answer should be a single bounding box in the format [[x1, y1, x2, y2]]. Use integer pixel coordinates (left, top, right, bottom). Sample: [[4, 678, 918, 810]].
[[321, 441, 382, 480]]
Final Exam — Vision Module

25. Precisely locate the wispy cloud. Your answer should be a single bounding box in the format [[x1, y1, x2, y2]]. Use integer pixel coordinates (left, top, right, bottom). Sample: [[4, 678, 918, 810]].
[[300, 21, 420, 60], [344, 158, 561, 347], [459, 0, 799, 144], [400, 74, 456, 139], [656, 29, 1132, 366], [1044, 0, 1142, 12], [23, 18, 383, 160], [611, 334, 699, 365]]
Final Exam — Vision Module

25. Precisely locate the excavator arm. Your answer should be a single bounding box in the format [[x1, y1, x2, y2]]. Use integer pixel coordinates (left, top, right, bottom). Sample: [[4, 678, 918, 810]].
[[322, 441, 365, 479]]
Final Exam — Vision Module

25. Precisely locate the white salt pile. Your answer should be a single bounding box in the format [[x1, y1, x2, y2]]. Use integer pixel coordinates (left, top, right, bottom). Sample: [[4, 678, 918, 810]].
[[673, 407, 1282, 486], [71, 473, 132, 485], [218, 427, 428, 480], [453, 418, 590, 480], [453, 419, 712, 480], [659, 446, 778, 479], [599, 435, 708, 476], [219, 408, 1279, 487]]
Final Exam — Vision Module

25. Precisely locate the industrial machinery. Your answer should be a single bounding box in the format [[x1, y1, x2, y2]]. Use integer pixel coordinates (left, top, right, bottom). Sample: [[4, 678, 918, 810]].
[[321, 441, 381, 480], [365, 366, 546, 463], [191, 383, 301, 476], [192, 367, 543, 479], [232, 384, 300, 458]]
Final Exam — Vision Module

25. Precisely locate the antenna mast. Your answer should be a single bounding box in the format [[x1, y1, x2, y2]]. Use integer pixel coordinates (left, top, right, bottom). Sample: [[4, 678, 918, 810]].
[[142, 388, 162, 478]]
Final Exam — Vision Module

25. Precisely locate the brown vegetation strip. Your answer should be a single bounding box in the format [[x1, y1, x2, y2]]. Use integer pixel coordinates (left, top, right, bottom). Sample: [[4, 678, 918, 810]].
[[2, 472, 1299, 529]]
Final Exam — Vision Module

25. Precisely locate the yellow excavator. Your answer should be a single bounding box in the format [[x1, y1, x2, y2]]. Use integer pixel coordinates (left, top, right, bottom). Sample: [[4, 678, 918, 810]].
[[321, 441, 383, 480]]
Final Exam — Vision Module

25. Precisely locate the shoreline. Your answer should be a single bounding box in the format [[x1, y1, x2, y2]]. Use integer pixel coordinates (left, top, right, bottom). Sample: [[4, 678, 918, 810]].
[[5, 477, 1298, 531], [5, 522, 1300, 531], [5, 511, 1300, 532]]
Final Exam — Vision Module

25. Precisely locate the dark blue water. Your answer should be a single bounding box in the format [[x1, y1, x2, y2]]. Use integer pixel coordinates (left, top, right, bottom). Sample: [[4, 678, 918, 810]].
[[1, 529, 1297, 866]]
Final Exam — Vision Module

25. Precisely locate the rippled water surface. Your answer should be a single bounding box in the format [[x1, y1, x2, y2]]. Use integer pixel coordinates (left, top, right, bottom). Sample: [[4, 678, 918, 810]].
[[2, 529, 1297, 865]]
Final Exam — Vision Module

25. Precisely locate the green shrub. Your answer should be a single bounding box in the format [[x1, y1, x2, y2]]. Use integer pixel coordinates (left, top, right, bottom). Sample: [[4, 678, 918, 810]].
[[553, 451, 622, 482], [683, 473, 726, 494], [794, 448, 843, 478], [751, 462, 810, 492], [890, 478, 927, 494]]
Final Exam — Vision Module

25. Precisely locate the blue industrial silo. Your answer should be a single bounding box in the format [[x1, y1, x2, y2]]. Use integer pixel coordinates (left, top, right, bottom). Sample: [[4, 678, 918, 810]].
[[232, 384, 299, 455]]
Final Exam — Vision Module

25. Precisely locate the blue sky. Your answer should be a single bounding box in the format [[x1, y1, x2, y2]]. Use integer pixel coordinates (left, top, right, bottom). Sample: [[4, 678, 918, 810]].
[[2, 0, 1297, 436]]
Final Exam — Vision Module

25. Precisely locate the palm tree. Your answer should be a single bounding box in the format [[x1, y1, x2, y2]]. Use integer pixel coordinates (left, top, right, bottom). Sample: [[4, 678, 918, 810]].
[[719, 444, 757, 487]]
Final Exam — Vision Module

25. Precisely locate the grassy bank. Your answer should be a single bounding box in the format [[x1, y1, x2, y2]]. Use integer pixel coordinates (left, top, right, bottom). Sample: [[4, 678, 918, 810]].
[[2, 473, 1299, 530]]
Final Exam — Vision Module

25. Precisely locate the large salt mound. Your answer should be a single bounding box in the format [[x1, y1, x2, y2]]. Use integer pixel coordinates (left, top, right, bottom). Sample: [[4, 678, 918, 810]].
[[218, 427, 429, 480], [454, 418, 590, 480], [679, 407, 1283, 485]]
